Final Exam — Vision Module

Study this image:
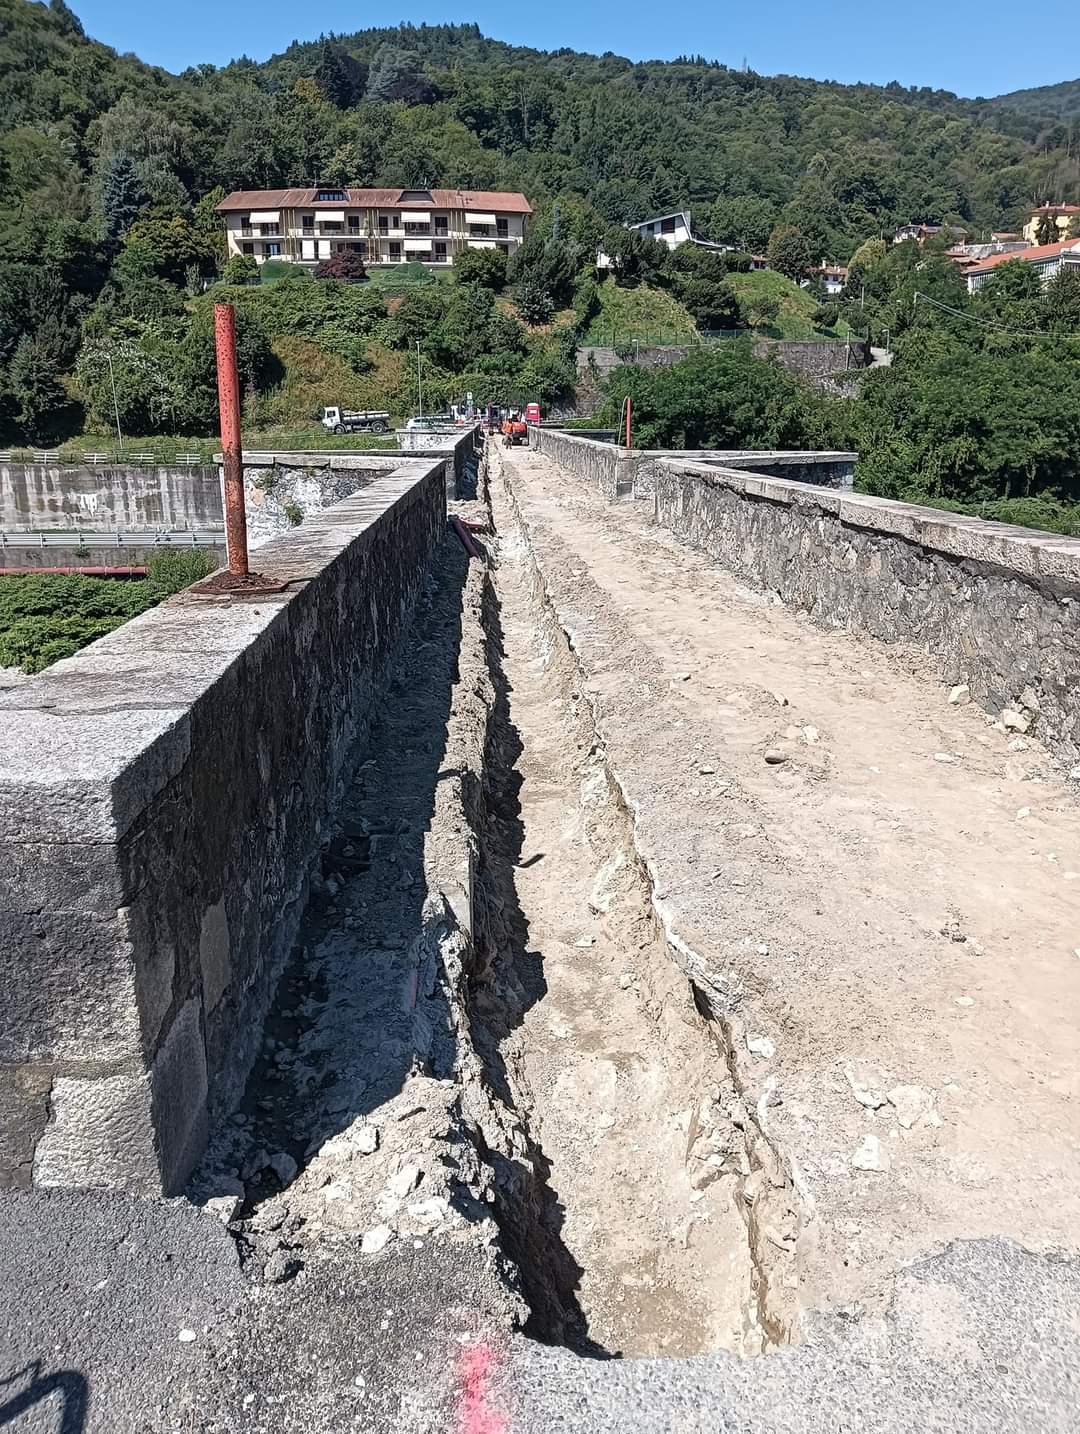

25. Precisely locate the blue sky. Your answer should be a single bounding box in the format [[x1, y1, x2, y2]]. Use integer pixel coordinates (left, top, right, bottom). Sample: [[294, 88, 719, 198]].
[[73, 0, 1072, 98]]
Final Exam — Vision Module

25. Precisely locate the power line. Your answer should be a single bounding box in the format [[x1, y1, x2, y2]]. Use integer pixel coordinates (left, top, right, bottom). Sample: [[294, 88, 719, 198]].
[[912, 289, 1051, 339]]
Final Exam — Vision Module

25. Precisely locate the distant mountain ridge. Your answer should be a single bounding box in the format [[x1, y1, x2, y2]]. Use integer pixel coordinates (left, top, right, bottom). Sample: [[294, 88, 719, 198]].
[[989, 78, 1080, 121]]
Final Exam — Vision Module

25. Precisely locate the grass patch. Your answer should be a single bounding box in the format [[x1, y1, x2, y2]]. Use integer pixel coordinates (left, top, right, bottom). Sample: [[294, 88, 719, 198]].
[[726, 270, 845, 340], [583, 281, 699, 346], [366, 263, 449, 294], [0, 550, 216, 673]]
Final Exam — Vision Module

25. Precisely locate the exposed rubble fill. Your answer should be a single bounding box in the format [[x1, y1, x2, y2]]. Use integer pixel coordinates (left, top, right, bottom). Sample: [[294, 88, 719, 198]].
[[190, 457, 773, 1361]]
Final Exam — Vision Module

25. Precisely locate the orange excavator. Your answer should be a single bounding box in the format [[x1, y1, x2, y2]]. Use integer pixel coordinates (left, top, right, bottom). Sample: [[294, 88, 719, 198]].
[[501, 411, 528, 447]]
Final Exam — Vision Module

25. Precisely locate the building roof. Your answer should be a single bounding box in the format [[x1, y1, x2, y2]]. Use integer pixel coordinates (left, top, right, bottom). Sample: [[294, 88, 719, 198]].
[[1026, 203, 1080, 216], [215, 188, 533, 214], [629, 211, 692, 229], [965, 237, 1080, 278]]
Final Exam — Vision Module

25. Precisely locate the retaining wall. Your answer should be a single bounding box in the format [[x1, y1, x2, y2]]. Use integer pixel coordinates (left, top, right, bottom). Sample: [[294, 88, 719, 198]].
[[0, 457, 447, 1194], [653, 460, 1080, 766], [0, 463, 222, 530]]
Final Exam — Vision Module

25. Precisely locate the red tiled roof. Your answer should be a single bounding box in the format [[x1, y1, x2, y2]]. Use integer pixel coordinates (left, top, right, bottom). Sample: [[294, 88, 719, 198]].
[[216, 188, 533, 214], [965, 238, 1080, 277], [1026, 203, 1080, 215]]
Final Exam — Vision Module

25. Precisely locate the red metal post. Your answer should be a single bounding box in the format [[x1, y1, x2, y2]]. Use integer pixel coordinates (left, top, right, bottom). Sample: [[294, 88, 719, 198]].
[[214, 302, 249, 578], [624, 396, 632, 450]]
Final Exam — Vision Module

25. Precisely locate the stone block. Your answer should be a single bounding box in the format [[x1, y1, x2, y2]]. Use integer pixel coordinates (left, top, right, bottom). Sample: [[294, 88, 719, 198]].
[[32, 1070, 160, 1191], [0, 1065, 52, 1190]]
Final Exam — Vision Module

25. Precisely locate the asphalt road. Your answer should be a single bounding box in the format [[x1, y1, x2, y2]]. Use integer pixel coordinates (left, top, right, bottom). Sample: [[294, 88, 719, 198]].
[[2, 1190, 1078, 1433]]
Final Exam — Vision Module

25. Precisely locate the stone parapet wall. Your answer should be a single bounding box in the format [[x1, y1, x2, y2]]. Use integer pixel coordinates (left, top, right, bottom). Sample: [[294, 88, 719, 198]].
[[0, 458, 447, 1194], [653, 460, 1080, 766]]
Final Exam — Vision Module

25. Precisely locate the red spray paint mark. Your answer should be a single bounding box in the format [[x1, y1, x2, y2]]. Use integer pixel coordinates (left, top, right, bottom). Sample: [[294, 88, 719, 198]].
[[458, 1343, 506, 1434]]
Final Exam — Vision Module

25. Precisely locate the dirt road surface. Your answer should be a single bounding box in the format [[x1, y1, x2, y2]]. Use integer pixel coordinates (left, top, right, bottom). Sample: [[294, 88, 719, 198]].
[[494, 442, 1080, 1327]]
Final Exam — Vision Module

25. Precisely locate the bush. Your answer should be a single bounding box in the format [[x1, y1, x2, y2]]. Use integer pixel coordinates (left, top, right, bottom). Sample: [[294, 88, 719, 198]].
[[452, 247, 508, 291], [813, 302, 840, 330], [146, 549, 217, 593], [223, 254, 259, 286], [516, 280, 555, 325], [313, 250, 368, 284]]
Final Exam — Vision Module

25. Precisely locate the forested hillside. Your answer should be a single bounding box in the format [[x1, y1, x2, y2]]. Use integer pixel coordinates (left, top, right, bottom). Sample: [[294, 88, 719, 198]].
[[4, 0, 1080, 528]]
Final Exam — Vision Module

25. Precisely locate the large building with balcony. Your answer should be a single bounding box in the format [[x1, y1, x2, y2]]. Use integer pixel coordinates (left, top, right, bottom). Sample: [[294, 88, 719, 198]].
[[216, 186, 532, 268]]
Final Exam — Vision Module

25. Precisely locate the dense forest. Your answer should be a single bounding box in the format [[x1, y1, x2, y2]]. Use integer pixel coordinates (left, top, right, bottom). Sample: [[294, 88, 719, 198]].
[[3, 0, 1080, 525]]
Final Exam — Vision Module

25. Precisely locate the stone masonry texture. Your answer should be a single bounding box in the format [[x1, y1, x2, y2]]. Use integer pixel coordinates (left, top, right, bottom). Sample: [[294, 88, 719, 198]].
[[0, 454, 449, 1194], [653, 461, 1080, 766]]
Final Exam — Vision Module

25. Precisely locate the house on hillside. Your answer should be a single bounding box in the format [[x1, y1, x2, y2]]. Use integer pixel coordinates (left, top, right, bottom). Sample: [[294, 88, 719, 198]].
[[893, 222, 965, 245], [596, 210, 732, 269], [1022, 203, 1080, 245], [964, 237, 1080, 293], [216, 186, 532, 268], [815, 262, 848, 295]]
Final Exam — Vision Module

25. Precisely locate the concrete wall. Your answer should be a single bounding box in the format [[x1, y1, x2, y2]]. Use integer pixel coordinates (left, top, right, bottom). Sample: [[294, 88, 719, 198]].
[[752, 338, 870, 383], [0, 463, 222, 530], [0, 457, 447, 1195], [0, 544, 225, 573], [653, 460, 1080, 766]]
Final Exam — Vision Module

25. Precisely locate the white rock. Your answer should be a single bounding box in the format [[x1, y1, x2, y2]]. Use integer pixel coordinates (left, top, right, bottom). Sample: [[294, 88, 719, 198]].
[[406, 1197, 451, 1225], [1019, 686, 1041, 713], [387, 1164, 422, 1200], [851, 1134, 889, 1173], [672, 671, 691, 682], [773, 692, 789, 706], [886, 1084, 940, 1130], [267, 1151, 297, 1185], [1001, 708, 1030, 733], [178, 1329, 197, 1344], [747, 1035, 775, 1059], [354, 1125, 379, 1155], [954, 995, 975, 1007], [361, 1225, 394, 1255], [763, 748, 788, 765], [699, 764, 717, 775], [205, 1195, 243, 1225], [574, 935, 595, 948], [932, 752, 955, 764], [618, 972, 634, 990], [844, 1062, 887, 1110], [1016, 807, 1031, 821], [1070, 766, 1080, 782], [947, 684, 971, 706], [596, 1111, 617, 1130], [802, 726, 820, 745]]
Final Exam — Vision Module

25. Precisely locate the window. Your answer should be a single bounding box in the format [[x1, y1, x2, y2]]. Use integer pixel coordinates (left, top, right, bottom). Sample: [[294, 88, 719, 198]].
[[347, 214, 360, 231], [240, 215, 252, 235], [661, 217, 676, 235], [434, 215, 448, 236], [434, 241, 447, 261], [266, 242, 282, 257], [389, 241, 402, 261], [405, 222, 431, 235], [496, 218, 508, 238], [315, 188, 347, 201], [241, 242, 254, 256], [302, 215, 314, 232]]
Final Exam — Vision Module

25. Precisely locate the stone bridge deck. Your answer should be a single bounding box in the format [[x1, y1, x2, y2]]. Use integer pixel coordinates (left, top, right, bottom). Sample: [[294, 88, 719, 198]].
[[495, 442, 1080, 1322]]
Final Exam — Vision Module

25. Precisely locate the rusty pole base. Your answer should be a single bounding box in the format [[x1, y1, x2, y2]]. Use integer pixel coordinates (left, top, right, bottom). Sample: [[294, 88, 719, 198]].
[[187, 570, 291, 598]]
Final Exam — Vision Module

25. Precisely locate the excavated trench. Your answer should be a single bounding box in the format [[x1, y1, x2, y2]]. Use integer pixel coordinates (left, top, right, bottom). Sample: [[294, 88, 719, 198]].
[[190, 449, 785, 1361]]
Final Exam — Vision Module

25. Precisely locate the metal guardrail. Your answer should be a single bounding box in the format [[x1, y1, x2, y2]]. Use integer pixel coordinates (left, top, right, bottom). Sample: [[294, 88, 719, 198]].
[[0, 529, 224, 548], [0, 452, 209, 467]]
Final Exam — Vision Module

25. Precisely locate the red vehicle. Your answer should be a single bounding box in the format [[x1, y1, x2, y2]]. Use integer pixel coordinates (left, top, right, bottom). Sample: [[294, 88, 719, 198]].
[[524, 402, 541, 424], [501, 412, 528, 446]]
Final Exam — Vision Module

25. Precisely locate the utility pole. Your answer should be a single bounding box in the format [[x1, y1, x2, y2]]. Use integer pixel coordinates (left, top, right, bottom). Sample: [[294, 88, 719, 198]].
[[416, 341, 424, 420], [105, 350, 123, 450], [214, 302, 250, 578]]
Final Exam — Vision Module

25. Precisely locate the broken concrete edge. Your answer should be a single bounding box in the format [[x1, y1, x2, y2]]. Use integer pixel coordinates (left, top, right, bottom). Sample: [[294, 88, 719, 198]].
[[0, 456, 448, 1196], [488, 442, 804, 1344], [664, 457, 1080, 590]]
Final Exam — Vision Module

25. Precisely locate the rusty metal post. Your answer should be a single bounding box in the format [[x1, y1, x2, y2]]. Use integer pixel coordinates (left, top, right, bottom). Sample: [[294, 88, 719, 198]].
[[624, 395, 632, 450], [214, 302, 249, 577]]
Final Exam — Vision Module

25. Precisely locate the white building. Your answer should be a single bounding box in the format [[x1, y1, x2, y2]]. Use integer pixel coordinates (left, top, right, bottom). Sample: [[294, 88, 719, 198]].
[[217, 186, 532, 268], [964, 238, 1080, 294], [597, 210, 731, 268]]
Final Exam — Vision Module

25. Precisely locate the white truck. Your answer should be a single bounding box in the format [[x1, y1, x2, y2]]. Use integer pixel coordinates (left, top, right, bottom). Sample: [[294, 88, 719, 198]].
[[320, 406, 390, 435]]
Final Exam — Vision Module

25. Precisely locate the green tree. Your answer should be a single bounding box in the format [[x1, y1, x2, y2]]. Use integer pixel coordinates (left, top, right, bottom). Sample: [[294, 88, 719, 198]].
[[222, 253, 259, 285], [100, 151, 147, 242], [366, 46, 434, 104], [515, 279, 555, 324], [765, 225, 814, 281]]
